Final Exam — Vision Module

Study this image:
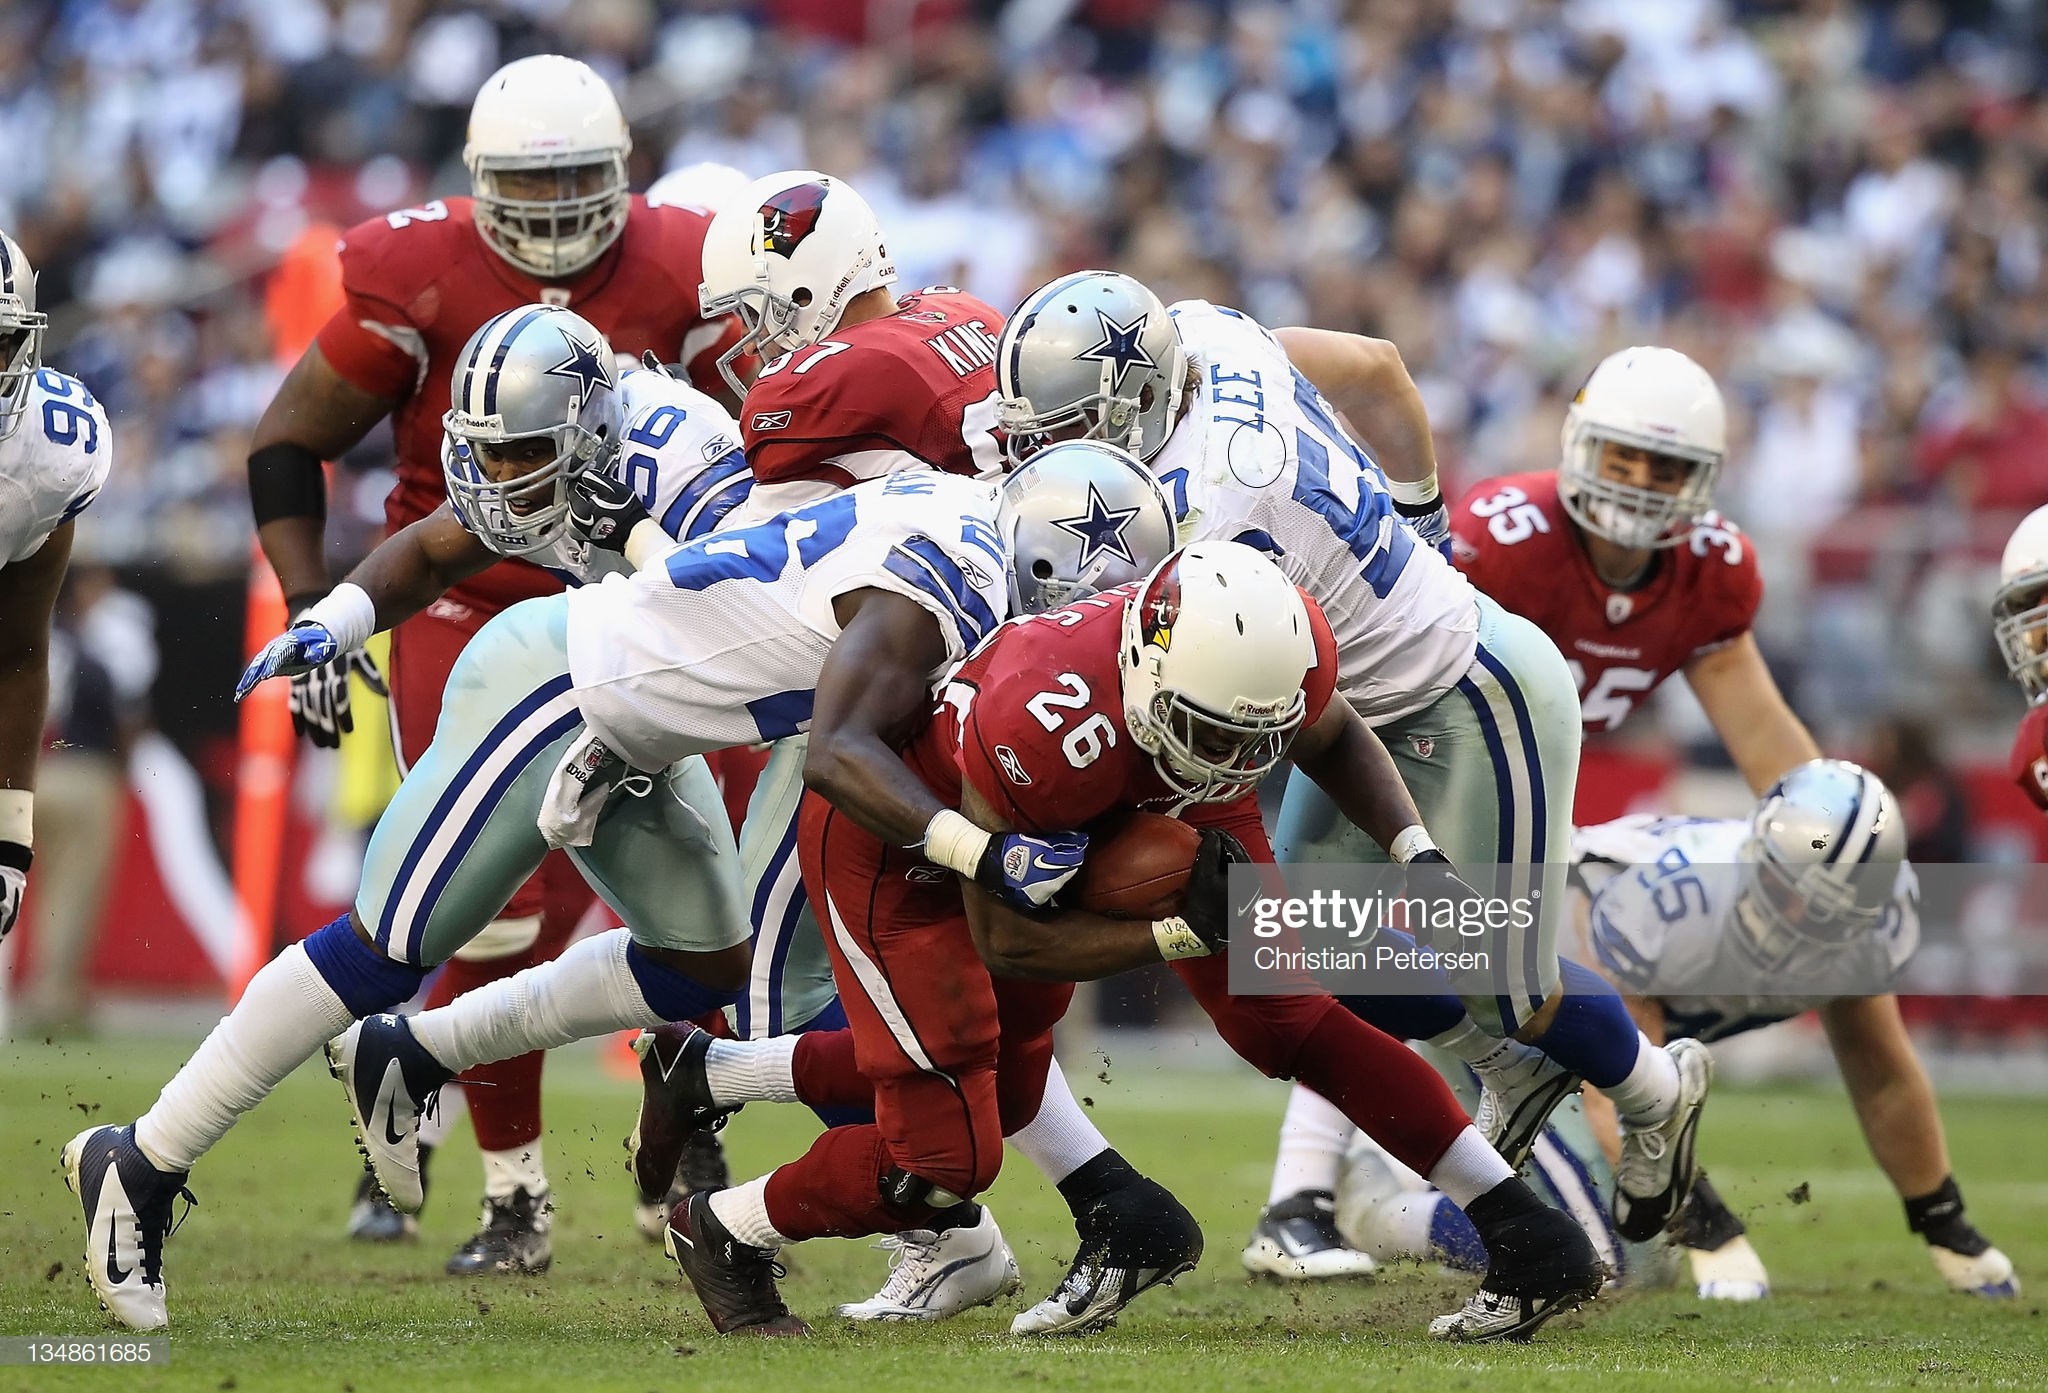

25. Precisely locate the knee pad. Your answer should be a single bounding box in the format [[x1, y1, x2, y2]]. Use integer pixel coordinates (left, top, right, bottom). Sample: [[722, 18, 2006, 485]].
[[880, 1165, 967, 1212], [451, 913, 542, 963]]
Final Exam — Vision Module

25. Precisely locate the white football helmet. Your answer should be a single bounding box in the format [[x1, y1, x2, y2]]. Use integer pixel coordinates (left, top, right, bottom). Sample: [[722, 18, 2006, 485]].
[[0, 228, 45, 441], [996, 270, 1188, 467], [464, 55, 632, 280], [997, 440, 1176, 615], [647, 161, 751, 214], [1558, 346, 1726, 550], [1120, 541, 1317, 803], [1733, 759, 1906, 979], [698, 170, 897, 398], [1994, 504, 2048, 705]]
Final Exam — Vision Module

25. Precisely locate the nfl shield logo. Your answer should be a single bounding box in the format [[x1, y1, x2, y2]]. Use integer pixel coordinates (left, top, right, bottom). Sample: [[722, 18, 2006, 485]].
[[1410, 736, 1434, 759], [1606, 593, 1634, 625]]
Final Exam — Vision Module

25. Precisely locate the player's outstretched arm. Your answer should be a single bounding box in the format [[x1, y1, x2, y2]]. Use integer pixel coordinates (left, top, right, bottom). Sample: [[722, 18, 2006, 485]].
[[248, 343, 400, 608], [1287, 696, 1429, 854], [1821, 993, 2019, 1295], [342, 505, 497, 632], [1272, 328, 1437, 488], [1686, 634, 1822, 795], [0, 521, 75, 937]]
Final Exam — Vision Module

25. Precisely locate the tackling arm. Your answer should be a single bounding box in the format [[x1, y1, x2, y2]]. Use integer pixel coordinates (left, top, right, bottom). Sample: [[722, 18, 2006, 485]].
[[341, 505, 498, 633], [1286, 696, 1429, 853], [1686, 634, 1821, 795]]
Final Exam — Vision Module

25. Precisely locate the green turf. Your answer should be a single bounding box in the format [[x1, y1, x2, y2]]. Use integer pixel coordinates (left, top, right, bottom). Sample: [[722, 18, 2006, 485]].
[[3, 1034, 2043, 1392]]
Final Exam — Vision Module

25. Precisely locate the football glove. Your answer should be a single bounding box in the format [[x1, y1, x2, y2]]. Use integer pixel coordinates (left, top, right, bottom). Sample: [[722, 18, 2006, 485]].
[[974, 830, 1088, 912], [1402, 849, 1486, 950], [236, 619, 387, 750], [567, 471, 650, 556], [1182, 826, 1252, 951], [0, 841, 29, 941], [1908, 1177, 2020, 1297], [1393, 495, 1454, 563]]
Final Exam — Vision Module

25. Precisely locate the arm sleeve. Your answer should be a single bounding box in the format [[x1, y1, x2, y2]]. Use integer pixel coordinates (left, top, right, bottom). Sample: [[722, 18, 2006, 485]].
[[311, 227, 426, 400]]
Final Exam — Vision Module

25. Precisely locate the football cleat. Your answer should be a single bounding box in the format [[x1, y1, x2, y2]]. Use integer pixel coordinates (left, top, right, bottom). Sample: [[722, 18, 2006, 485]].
[[635, 1127, 731, 1243], [837, 1206, 1023, 1321], [666, 1191, 810, 1336], [1011, 1175, 1203, 1336], [1932, 1242, 2020, 1298], [328, 1014, 453, 1214], [1430, 1196, 1604, 1343], [1473, 1043, 1583, 1172], [348, 1168, 419, 1243], [445, 1187, 553, 1276], [1690, 1236, 1770, 1301], [63, 1125, 196, 1332], [627, 1026, 737, 1210], [1241, 1189, 1377, 1280], [1613, 1038, 1713, 1242]]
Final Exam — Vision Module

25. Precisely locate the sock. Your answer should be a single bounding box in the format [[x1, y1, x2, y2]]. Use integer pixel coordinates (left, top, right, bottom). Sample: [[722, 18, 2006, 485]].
[[427, 947, 545, 1158], [1054, 1147, 1141, 1215], [708, 1175, 785, 1249], [704, 1035, 801, 1105], [1267, 1084, 1354, 1206], [1521, 959, 1648, 1089], [1005, 1059, 1111, 1188], [135, 921, 423, 1172], [1601, 1031, 1679, 1124], [1425, 1126, 1515, 1208], [1339, 929, 1467, 1038], [410, 930, 681, 1072], [624, 940, 740, 1021], [1428, 1016, 1531, 1072], [480, 1141, 546, 1199]]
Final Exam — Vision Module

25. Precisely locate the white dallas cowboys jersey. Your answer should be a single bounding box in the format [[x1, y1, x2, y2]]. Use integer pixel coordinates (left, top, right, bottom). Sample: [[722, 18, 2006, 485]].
[[1155, 301, 1477, 723], [1575, 815, 1919, 1042], [566, 470, 1007, 771], [0, 369, 112, 564], [518, 369, 751, 584]]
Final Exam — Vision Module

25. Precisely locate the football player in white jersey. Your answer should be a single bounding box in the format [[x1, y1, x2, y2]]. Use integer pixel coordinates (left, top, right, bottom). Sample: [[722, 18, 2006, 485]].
[[996, 272, 1712, 1337], [0, 229, 113, 946], [1339, 760, 2019, 1303], [62, 304, 1172, 1331]]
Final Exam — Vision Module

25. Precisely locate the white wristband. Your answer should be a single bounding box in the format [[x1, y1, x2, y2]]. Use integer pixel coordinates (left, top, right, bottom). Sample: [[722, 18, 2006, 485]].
[[297, 582, 378, 653], [622, 517, 672, 572], [1388, 824, 1438, 864], [1152, 916, 1210, 960], [924, 809, 993, 879], [1386, 472, 1441, 508], [0, 788, 31, 848]]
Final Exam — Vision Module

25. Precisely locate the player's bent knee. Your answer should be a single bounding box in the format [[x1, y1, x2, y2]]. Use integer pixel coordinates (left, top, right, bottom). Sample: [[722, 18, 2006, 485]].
[[451, 913, 543, 962]]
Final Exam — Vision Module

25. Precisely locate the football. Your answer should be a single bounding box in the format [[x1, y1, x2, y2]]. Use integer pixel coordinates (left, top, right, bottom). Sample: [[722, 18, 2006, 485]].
[[1068, 811, 1202, 919]]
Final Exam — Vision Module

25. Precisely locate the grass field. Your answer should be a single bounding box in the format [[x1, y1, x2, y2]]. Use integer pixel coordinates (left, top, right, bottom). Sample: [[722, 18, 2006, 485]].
[[3, 1033, 2045, 1393]]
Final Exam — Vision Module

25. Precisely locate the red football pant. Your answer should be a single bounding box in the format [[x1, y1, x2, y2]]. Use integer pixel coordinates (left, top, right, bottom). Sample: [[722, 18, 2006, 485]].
[[762, 794, 1068, 1241], [390, 600, 596, 1157]]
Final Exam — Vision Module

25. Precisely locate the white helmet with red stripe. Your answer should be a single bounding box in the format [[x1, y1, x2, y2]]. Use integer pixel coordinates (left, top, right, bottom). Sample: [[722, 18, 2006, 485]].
[[1995, 504, 2048, 705], [464, 55, 632, 280], [1120, 541, 1316, 803]]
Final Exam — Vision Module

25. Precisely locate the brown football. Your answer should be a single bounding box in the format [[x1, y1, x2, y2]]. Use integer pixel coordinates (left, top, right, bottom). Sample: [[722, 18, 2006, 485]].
[[1069, 811, 1202, 919]]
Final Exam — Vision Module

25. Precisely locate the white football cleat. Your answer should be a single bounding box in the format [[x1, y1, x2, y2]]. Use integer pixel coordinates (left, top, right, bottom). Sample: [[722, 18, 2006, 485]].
[[1472, 1042, 1582, 1172], [836, 1206, 1022, 1321], [1241, 1190, 1377, 1280], [327, 1014, 452, 1214], [1932, 1242, 2020, 1297], [63, 1125, 195, 1332], [1690, 1235, 1770, 1301], [1613, 1038, 1713, 1242]]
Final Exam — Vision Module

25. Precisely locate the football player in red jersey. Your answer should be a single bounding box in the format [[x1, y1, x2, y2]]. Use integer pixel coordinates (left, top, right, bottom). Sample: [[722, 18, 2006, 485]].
[[1253, 346, 1827, 1288], [659, 543, 1604, 1343], [1994, 504, 2048, 810], [241, 54, 738, 1271]]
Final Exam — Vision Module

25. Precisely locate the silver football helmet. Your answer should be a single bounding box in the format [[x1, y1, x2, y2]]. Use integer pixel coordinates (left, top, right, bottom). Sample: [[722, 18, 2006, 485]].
[[0, 228, 46, 442], [996, 440, 1176, 615], [442, 304, 624, 556], [996, 271, 1188, 467], [1732, 759, 1907, 979]]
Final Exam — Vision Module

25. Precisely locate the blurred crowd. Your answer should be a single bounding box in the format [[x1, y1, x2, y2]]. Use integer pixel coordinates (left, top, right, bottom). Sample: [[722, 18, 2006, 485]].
[[6, 0, 2048, 735]]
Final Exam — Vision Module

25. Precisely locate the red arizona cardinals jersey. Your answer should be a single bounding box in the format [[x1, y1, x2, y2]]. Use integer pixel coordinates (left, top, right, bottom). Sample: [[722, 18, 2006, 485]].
[[314, 194, 730, 613], [739, 288, 1006, 497], [1451, 471, 1761, 732], [904, 584, 1339, 834], [2009, 703, 2048, 811]]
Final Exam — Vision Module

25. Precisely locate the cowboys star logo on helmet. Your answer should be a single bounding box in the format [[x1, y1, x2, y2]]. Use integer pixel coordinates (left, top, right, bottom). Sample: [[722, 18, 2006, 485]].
[[1076, 309, 1157, 386], [545, 330, 616, 399], [1053, 483, 1144, 569], [759, 183, 830, 258]]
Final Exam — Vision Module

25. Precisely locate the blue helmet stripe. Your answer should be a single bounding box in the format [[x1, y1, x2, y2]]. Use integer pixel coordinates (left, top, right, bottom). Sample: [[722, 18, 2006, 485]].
[[0, 236, 13, 296], [481, 306, 552, 416]]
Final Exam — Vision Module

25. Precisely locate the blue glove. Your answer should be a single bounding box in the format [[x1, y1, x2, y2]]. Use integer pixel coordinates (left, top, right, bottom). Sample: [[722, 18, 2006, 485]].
[[1396, 497, 1454, 562], [236, 621, 340, 701], [236, 622, 387, 750], [974, 830, 1089, 911]]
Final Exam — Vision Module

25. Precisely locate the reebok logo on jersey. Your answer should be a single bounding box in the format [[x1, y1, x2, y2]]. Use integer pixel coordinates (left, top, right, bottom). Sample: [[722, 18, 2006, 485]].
[[752, 411, 792, 431], [702, 435, 735, 461], [996, 745, 1033, 786]]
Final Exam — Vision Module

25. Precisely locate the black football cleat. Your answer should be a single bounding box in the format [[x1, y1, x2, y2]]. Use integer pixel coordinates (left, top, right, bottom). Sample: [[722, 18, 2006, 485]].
[[666, 1191, 810, 1336], [445, 1187, 554, 1276], [1012, 1174, 1203, 1335], [1431, 1180, 1605, 1343], [627, 1026, 736, 1208]]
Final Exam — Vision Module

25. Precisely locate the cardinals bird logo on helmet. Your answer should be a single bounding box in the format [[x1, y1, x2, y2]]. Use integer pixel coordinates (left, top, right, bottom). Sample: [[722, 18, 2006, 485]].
[[759, 183, 830, 259]]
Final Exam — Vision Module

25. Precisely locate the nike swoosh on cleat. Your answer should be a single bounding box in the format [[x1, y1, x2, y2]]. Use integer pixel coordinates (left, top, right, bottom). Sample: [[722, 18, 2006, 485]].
[[105, 1211, 131, 1284], [377, 1060, 408, 1148]]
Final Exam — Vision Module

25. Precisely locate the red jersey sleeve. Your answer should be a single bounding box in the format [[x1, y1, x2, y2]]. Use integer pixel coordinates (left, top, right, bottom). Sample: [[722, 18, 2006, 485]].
[[312, 211, 439, 401], [955, 661, 1125, 835], [1299, 588, 1339, 727], [740, 350, 922, 488], [1685, 515, 1764, 658], [1450, 477, 1516, 600], [2010, 704, 2048, 812]]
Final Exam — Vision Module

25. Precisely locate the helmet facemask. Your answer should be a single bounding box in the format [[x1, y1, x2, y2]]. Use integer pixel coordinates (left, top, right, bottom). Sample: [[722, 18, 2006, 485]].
[[470, 153, 631, 280], [1559, 431, 1720, 550], [997, 367, 1149, 469], [1994, 567, 2048, 704], [701, 283, 808, 399], [442, 410, 615, 557], [0, 304, 45, 442], [1728, 842, 1893, 983], [1137, 686, 1303, 805]]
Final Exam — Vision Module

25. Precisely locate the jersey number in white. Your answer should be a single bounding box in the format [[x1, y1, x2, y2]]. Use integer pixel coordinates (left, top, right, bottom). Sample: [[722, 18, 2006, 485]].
[[1566, 660, 1658, 731], [385, 200, 450, 230], [1025, 673, 1118, 769], [1468, 485, 1550, 545]]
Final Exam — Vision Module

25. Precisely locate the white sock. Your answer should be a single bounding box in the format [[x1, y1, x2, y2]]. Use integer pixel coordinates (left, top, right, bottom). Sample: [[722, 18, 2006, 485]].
[[1267, 1084, 1354, 1205], [703, 1036, 800, 1106], [480, 1142, 547, 1199], [134, 943, 354, 1173], [409, 930, 663, 1072], [1425, 1126, 1514, 1208], [1005, 1059, 1111, 1186], [417, 1084, 458, 1149], [708, 1175, 785, 1249], [1428, 1017, 1533, 1074], [1362, 1191, 1451, 1262], [1602, 1032, 1678, 1125]]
